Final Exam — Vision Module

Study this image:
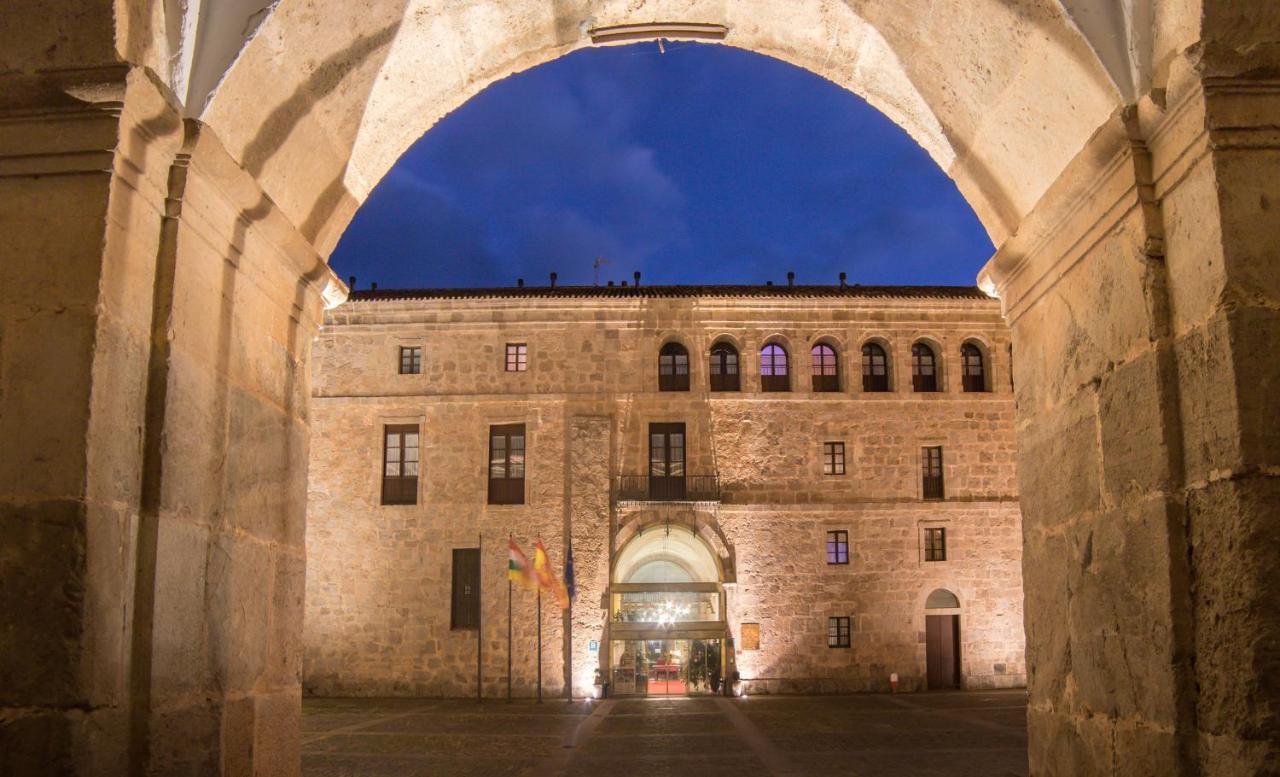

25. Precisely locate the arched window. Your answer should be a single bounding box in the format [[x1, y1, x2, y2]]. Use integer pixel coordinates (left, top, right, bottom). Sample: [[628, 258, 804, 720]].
[[709, 343, 740, 392], [760, 344, 790, 392], [658, 342, 689, 391], [961, 343, 987, 393], [811, 344, 840, 392], [912, 343, 938, 392], [861, 342, 889, 392]]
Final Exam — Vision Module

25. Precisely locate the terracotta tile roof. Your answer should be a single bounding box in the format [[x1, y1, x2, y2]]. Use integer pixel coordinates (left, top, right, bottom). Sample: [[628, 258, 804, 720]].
[[346, 284, 990, 301]]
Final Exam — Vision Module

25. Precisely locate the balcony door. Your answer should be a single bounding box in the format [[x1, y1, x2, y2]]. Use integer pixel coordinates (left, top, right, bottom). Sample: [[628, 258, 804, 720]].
[[649, 423, 686, 500]]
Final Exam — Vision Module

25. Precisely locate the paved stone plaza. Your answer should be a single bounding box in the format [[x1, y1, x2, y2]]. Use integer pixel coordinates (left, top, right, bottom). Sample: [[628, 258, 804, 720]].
[[301, 690, 1028, 776]]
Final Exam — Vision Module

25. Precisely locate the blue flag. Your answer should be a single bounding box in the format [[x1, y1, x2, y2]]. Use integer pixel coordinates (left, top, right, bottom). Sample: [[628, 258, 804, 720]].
[[564, 541, 575, 601]]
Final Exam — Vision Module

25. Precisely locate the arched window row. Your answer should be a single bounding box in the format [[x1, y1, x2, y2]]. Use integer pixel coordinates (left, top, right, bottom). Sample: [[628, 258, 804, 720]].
[[655, 338, 993, 393]]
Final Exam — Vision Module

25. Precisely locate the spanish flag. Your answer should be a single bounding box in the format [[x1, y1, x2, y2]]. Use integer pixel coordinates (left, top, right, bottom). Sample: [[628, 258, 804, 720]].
[[507, 538, 536, 590], [533, 540, 571, 610]]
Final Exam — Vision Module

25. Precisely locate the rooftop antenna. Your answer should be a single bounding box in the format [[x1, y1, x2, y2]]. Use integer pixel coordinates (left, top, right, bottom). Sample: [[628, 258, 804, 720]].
[[593, 256, 610, 286]]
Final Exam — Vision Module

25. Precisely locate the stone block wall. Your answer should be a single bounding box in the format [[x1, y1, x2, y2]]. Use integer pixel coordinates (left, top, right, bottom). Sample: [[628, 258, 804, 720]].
[[304, 291, 1025, 697]]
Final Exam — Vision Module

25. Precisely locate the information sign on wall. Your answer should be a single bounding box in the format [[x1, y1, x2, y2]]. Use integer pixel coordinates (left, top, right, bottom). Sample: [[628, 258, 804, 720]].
[[741, 622, 760, 651]]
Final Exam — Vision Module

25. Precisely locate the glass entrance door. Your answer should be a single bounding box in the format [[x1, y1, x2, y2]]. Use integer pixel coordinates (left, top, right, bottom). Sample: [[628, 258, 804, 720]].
[[610, 638, 723, 696]]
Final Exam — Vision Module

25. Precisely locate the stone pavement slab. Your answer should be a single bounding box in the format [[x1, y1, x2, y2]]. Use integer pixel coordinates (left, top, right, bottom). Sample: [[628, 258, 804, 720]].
[[302, 690, 1028, 776]]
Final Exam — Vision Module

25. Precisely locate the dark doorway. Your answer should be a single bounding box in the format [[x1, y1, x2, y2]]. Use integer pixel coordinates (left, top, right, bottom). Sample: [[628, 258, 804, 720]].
[[649, 423, 686, 499], [926, 614, 961, 689]]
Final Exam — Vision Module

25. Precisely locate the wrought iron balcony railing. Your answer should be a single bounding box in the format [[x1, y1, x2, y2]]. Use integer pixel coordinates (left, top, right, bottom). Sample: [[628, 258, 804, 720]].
[[616, 475, 720, 502]]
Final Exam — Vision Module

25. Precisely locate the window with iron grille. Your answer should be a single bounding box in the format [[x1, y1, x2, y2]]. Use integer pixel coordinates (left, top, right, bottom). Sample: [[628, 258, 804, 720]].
[[451, 548, 480, 629], [399, 346, 421, 375], [811, 344, 840, 392], [488, 423, 526, 504], [912, 342, 938, 392], [861, 342, 889, 392], [760, 344, 790, 392], [709, 343, 740, 392], [658, 342, 690, 391], [924, 527, 947, 562], [961, 343, 987, 392], [828, 616, 851, 648], [823, 442, 846, 475], [381, 425, 419, 505], [922, 446, 944, 500], [505, 343, 527, 372], [826, 530, 849, 565]]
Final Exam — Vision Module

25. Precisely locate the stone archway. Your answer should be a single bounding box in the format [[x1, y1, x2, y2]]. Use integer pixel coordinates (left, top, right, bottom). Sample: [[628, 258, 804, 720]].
[[2, 3, 1277, 776]]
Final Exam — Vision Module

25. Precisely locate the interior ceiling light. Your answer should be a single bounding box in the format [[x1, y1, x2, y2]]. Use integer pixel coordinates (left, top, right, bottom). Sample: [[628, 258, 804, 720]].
[[589, 22, 729, 45]]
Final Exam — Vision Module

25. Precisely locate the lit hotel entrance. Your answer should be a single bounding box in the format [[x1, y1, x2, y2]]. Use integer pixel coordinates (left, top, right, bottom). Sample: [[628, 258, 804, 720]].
[[610, 639, 723, 696], [608, 524, 728, 696]]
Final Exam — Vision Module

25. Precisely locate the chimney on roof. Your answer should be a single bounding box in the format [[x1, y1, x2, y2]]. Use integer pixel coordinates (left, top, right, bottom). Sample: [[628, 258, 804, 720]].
[[550, 272, 557, 288], [370, 282, 378, 291], [621, 281, 628, 287], [517, 278, 524, 288], [607, 280, 615, 287], [787, 271, 795, 288], [839, 272, 847, 290], [348, 275, 356, 290], [766, 280, 774, 287], [633, 271, 641, 287]]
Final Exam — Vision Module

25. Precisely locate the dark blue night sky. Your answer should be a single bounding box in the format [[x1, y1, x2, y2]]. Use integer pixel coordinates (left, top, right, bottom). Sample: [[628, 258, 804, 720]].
[[330, 42, 993, 290]]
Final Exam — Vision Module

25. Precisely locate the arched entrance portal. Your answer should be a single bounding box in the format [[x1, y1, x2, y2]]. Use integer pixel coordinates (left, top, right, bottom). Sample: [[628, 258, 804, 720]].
[[608, 525, 727, 696]]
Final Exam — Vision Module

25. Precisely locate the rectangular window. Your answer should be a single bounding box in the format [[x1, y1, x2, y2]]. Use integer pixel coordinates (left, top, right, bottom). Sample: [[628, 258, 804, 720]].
[[922, 446, 944, 500], [505, 343, 527, 372], [399, 346, 421, 375], [381, 425, 419, 505], [826, 530, 849, 565], [823, 441, 846, 475], [925, 527, 947, 562], [488, 423, 526, 504], [451, 548, 480, 629], [827, 616, 851, 648]]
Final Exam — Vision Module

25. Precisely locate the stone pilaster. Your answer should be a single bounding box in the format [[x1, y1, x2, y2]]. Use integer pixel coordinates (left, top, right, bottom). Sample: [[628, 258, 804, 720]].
[[566, 415, 612, 696], [979, 47, 1280, 777], [0, 66, 182, 777]]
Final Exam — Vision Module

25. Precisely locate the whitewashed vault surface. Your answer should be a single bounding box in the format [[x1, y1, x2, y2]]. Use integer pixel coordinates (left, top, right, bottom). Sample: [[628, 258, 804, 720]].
[[157, 0, 1144, 255]]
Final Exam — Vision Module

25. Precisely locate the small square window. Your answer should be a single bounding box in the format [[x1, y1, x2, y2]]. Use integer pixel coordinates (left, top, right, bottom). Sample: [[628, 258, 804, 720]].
[[924, 527, 947, 562], [505, 343, 528, 372], [826, 530, 849, 565], [823, 441, 846, 475], [827, 616, 851, 648], [399, 346, 421, 375]]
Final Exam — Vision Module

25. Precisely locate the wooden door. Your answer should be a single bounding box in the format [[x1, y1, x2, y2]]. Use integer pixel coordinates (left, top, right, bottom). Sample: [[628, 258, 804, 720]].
[[925, 614, 961, 689], [648, 423, 686, 499]]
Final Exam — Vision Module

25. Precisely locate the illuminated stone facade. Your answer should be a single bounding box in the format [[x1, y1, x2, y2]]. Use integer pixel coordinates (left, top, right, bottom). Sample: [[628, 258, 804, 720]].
[[304, 285, 1025, 697]]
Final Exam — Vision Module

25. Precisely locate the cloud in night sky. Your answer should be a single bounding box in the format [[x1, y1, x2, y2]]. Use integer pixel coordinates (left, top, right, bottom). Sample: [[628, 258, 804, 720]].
[[330, 43, 994, 289]]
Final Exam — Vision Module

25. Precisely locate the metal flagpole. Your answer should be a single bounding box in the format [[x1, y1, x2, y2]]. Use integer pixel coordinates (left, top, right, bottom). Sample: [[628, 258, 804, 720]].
[[536, 588, 542, 703], [565, 593, 572, 703], [507, 541, 513, 703], [477, 532, 482, 702]]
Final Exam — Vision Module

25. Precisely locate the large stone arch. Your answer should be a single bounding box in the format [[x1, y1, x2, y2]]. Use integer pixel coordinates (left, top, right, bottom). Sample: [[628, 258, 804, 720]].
[[2, 2, 1278, 776], [615, 507, 737, 583], [194, 0, 1120, 254]]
